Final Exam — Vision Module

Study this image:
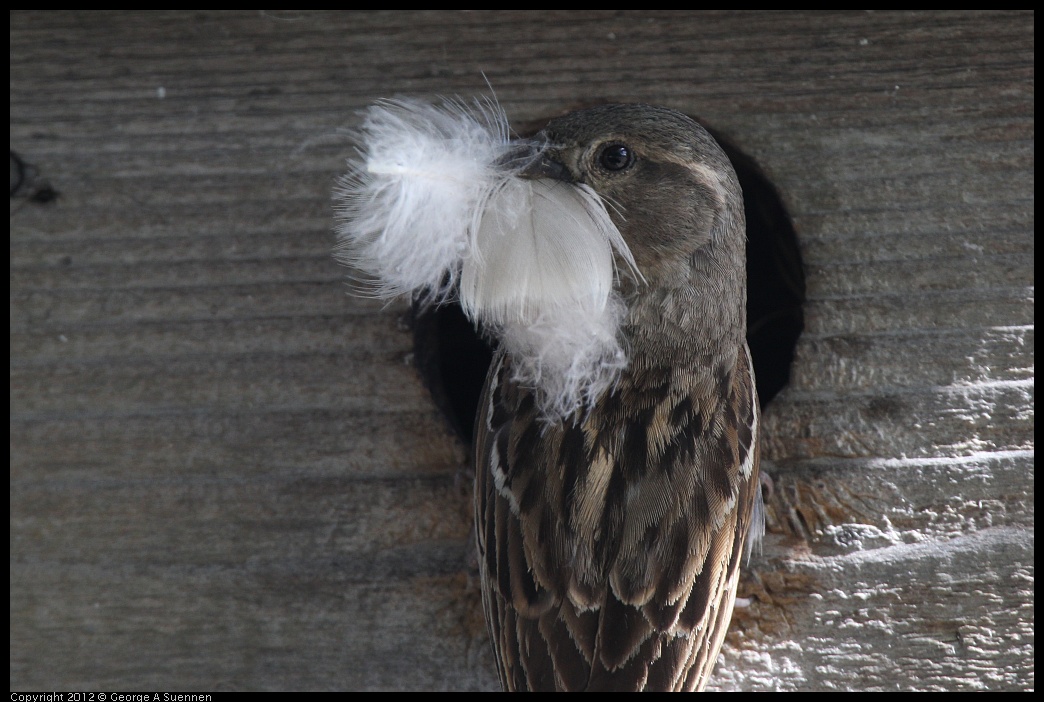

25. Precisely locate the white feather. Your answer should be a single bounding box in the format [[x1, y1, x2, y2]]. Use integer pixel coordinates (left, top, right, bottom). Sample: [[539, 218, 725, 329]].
[[462, 179, 621, 323], [334, 97, 512, 302], [462, 178, 637, 419], [334, 98, 641, 420]]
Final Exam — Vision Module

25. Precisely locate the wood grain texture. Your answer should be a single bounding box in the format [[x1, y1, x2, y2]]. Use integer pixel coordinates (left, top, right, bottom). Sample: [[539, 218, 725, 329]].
[[10, 10, 1032, 691]]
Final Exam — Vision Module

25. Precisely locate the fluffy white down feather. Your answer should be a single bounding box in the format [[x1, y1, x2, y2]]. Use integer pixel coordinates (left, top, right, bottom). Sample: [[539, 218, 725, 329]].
[[334, 98, 639, 420]]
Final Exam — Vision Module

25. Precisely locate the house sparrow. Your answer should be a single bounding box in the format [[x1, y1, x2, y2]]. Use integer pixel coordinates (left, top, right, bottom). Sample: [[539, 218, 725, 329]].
[[473, 104, 760, 691], [335, 100, 760, 691]]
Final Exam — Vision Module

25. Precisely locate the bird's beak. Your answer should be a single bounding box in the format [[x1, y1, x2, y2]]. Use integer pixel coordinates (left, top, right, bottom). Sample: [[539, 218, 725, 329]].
[[519, 153, 572, 182], [502, 139, 573, 183]]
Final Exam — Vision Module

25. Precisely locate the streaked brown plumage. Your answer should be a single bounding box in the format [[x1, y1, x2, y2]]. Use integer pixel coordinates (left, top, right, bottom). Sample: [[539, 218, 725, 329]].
[[474, 104, 761, 691]]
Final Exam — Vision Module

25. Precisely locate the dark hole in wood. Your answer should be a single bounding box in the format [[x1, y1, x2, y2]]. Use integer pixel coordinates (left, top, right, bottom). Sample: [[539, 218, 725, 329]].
[[412, 123, 805, 446], [11, 150, 59, 204], [712, 128, 806, 413]]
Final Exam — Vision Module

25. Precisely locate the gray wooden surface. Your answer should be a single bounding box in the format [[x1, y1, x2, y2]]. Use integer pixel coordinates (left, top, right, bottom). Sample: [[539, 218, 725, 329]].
[[10, 11, 1033, 691]]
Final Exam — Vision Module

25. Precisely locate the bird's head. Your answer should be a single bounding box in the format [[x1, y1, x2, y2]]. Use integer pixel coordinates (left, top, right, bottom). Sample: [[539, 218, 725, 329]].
[[513, 104, 746, 291]]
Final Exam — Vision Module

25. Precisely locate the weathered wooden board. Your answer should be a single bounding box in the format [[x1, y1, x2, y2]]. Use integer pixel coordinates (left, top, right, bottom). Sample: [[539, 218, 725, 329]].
[[11, 11, 1033, 691]]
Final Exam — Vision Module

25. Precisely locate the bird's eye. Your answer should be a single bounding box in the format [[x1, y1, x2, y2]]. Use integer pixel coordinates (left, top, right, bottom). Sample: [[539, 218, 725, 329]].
[[598, 143, 634, 172]]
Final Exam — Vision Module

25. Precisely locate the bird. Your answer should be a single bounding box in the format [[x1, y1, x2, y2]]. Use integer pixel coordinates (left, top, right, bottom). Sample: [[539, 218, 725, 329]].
[[471, 104, 761, 691], [334, 99, 761, 692]]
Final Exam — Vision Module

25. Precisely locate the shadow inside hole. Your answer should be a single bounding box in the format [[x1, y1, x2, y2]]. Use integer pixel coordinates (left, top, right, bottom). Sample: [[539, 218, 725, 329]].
[[712, 128, 806, 409], [413, 121, 805, 446]]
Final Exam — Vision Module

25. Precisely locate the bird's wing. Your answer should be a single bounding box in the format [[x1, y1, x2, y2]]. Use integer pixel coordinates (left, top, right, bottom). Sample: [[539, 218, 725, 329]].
[[474, 346, 760, 691]]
